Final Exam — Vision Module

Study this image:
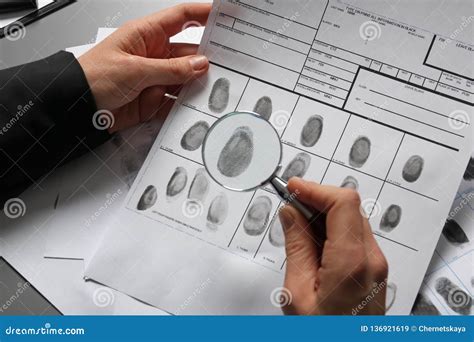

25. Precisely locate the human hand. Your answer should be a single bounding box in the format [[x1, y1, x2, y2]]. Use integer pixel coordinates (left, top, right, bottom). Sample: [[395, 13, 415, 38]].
[[278, 177, 388, 315], [78, 3, 211, 133]]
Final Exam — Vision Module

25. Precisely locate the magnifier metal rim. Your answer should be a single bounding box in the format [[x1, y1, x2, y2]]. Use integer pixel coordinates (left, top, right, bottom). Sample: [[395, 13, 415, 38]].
[[201, 110, 283, 192]]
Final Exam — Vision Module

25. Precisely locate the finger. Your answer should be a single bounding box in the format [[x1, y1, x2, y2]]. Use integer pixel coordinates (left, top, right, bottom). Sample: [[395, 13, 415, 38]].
[[166, 84, 186, 96], [140, 54, 209, 86], [288, 177, 346, 213], [280, 206, 319, 304], [287, 177, 365, 244], [138, 86, 167, 122], [144, 3, 211, 38], [170, 43, 199, 58]]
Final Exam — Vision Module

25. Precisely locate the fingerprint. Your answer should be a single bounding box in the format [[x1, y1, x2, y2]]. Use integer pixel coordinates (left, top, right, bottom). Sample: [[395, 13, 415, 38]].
[[402, 155, 424, 182], [340, 175, 359, 190], [206, 193, 229, 230], [188, 168, 210, 202], [386, 282, 397, 311], [379, 204, 401, 232], [137, 185, 157, 211], [300, 115, 323, 147], [243, 196, 272, 236], [463, 157, 474, 181], [166, 167, 188, 199], [217, 126, 253, 177], [208, 77, 230, 113], [253, 96, 272, 120], [281, 152, 311, 181], [349, 136, 371, 168], [435, 277, 472, 315], [180, 121, 210, 151], [268, 216, 285, 247], [412, 293, 440, 315], [442, 219, 469, 245]]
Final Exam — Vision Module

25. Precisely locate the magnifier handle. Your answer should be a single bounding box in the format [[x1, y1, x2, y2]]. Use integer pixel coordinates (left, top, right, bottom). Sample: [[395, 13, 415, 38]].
[[270, 177, 326, 240]]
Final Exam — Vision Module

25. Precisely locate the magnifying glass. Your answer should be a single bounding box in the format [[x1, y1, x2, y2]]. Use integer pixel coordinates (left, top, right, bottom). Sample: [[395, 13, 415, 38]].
[[202, 111, 317, 223]]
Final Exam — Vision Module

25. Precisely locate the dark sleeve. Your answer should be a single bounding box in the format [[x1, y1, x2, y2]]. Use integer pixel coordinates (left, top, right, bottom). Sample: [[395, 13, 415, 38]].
[[0, 51, 110, 205]]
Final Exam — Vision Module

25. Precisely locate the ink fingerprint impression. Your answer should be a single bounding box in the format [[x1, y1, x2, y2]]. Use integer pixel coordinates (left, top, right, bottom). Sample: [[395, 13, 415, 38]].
[[203, 112, 281, 191]]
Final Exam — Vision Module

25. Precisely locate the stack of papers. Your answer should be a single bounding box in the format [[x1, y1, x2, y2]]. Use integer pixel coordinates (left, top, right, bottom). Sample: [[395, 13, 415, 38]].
[[4, 1, 472, 316]]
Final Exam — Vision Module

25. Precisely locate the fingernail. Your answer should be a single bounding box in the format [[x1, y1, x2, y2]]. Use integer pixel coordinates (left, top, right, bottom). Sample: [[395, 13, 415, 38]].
[[279, 207, 294, 231], [190, 55, 208, 71]]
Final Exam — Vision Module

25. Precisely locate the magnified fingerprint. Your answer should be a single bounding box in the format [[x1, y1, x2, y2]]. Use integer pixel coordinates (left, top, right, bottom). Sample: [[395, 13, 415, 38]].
[[402, 155, 424, 182], [268, 216, 285, 247], [412, 293, 440, 315], [137, 185, 157, 211], [379, 204, 401, 232], [349, 136, 371, 168], [253, 96, 273, 120], [208, 77, 230, 113], [300, 115, 323, 147], [442, 219, 469, 245], [166, 167, 188, 199], [243, 196, 272, 236], [281, 152, 311, 181], [188, 168, 209, 202], [386, 282, 397, 311], [463, 157, 474, 181], [435, 277, 472, 315], [206, 193, 228, 230], [340, 175, 359, 190], [217, 126, 253, 177], [181, 121, 210, 151]]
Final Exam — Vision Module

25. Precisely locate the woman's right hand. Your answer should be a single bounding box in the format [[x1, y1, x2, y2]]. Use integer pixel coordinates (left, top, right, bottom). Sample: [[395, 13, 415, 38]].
[[278, 177, 388, 315]]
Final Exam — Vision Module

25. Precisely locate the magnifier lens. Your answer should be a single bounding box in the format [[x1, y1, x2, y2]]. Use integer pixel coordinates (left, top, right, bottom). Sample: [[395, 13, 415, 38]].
[[202, 112, 282, 191]]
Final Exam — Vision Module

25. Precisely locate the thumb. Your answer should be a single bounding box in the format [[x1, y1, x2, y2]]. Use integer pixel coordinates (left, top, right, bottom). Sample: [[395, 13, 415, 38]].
[[140, 54, 209, 86], [280, 205, 319, 293]]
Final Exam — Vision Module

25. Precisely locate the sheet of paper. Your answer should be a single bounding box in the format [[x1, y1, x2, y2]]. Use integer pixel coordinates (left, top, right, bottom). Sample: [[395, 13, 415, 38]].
[[86, 0, 473, 315], [412, 152, 473, 315], [66, 44, 96, 58]]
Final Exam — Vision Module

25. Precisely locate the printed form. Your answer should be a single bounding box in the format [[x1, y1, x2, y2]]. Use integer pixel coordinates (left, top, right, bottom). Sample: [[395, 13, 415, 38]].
[[86, 0, 473, 314]]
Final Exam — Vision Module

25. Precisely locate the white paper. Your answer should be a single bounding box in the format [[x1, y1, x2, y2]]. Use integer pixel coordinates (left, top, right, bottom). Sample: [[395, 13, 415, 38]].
[[66, 44, 96, 58], [413, 150, 473, 315], [86, 0, 473, 315]]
